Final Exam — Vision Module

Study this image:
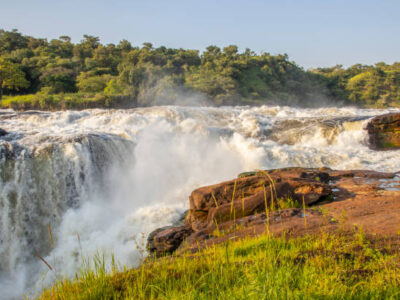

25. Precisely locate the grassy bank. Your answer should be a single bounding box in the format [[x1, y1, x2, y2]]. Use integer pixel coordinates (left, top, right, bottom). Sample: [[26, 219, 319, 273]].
[[3, 92, 399, 112], [37, 230, 400, 299], [0, 93, 134, 110]]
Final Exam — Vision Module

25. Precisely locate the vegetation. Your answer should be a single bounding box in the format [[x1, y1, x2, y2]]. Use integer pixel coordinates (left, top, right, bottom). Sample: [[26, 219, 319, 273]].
[[0, 57, 29, 99], [37, 230, 400, 299], [311, 63, 400, 108], [0, 93, 131, 110], [1, 28, 399, 110]]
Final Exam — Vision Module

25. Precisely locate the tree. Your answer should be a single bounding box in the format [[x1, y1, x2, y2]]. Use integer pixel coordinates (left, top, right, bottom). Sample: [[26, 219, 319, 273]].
[[104, 78, 123, 95], [222, 45, 238, 56], [117, 39, 133, 51], [142, 42, 153, 50], [39, 67, 76, 93], [59, 36, 71, 43], [0, 29, 29, 53], [0, 58, 29, 99], [76, 72, 111, 93], [81, 35, 100, 49]]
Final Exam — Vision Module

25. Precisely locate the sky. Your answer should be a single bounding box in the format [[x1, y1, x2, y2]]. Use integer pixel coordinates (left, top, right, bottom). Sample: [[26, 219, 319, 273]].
[[0, 0, 399, 69]]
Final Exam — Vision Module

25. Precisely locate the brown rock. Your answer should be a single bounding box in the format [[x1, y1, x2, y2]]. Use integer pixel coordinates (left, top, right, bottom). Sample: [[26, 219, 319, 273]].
[[367, 113, 400, 150], [148, 167, 400, 256], [146, 226, 171, 253], [147, 225, 193, 256], [187, 168, 331, 231]]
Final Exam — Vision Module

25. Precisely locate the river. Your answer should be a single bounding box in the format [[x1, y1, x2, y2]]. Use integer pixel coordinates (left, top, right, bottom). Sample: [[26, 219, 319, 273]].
[[0, 105, 399, 298]]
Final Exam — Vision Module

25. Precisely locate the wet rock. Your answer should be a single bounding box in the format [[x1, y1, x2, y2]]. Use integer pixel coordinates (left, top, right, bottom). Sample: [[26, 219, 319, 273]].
[[367, 113, 400, 150], [0, 128, 7, 137], [0, 142, 29, 159], [147, 225, 193, 256]]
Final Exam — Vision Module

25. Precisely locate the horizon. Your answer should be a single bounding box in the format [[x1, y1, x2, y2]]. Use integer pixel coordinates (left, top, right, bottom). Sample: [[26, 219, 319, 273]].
[[1, 0, 399, 69]]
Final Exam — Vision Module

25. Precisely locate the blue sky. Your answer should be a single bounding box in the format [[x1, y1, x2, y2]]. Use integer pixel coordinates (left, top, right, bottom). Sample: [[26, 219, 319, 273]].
[[1, 0, 399, 68]]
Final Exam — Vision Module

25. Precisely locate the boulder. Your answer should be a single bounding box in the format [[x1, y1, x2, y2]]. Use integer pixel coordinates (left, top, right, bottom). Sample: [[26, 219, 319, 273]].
[[146, 225, 193, 256], [146, 226, 172, 254], [187, 168, 332, 231], [367, 113, 400, 150]]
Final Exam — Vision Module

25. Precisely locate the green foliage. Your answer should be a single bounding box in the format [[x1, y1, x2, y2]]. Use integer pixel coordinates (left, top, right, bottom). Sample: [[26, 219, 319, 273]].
[[39, 67, 76, 93], [277, 196, 301, 209], [104, 79, 123, 95], [76, 72, 112, 93], [311, 63, 400, 107], [0, 93, 131, 110], [38, 232, 400, 299], [0, 28, 399, 109], [0, 29, 29, 53], [0, 58, 29, 99]]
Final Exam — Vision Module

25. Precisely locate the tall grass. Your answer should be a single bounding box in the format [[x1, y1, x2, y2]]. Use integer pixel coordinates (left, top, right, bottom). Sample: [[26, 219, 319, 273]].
[[36, 174, 399, 299], [230, 179, 237, 221], [38, 231, 400, 300]]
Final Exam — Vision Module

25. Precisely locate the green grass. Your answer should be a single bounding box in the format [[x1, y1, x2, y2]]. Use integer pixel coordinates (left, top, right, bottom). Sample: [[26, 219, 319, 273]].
[[0, 93, 133, 110], [37, 231, 400, 300]]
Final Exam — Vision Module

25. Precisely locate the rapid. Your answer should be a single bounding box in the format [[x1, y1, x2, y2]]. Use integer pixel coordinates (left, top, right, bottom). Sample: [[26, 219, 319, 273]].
[[0, 105, 399, 298]]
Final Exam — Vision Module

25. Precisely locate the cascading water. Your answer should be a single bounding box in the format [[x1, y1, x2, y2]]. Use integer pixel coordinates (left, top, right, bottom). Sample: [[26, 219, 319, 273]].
[[0, 128, 135, 298], [0, 105, 399, 299]]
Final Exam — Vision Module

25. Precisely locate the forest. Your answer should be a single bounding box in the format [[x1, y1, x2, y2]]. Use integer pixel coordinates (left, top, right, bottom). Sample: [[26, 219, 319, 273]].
[[1, 29, 399, 109]]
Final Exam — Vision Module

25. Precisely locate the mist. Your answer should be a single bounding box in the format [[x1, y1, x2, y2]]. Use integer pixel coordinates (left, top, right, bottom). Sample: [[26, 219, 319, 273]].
[[1, 105, 400, 298]]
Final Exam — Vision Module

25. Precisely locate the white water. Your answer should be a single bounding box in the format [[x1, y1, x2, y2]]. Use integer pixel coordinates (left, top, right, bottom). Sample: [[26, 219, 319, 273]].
[[0, 105, 399, 298]]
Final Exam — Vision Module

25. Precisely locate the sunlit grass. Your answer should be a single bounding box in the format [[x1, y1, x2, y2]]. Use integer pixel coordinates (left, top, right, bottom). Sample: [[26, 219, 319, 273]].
[[0, 93, 130, 110], [38, 230, 400, 300]]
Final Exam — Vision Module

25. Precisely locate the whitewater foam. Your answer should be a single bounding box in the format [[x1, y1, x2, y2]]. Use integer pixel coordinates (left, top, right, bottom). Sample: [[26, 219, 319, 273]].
[[0, 105, 399, 298]]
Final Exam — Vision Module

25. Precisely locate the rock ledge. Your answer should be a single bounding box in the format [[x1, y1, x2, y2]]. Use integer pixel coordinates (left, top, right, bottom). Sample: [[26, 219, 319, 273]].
[[147, 167, 400, 256]]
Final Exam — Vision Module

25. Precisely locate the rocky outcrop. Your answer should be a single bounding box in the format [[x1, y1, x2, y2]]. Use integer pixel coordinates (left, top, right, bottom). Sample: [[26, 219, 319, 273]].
[[367, 113, 400, 150], [187, 168, 332, 231], [147, 167, 400, 256]]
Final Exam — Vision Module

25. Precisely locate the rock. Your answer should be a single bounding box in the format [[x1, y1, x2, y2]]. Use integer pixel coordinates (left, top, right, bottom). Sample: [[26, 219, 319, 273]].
[[187, 168, 332, 231], [147, 225, 193, 256], [367, 113, 400, 150], [147, 167, 400, 256], [0, 142, 28, 159], [238, 171, 257, 178], [146, 210, 191, 255], [172, 210, 189, 226], [0, 128, 7, 137], [146, 226, 172, 254]]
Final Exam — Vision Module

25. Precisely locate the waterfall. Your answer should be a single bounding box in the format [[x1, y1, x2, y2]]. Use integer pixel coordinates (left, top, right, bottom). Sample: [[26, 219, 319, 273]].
[[0, 105, 399, 298], [0, 133, 134, 298]]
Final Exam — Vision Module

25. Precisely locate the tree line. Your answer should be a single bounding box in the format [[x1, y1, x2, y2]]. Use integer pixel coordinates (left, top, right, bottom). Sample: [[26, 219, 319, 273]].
[[0, 29, 399, 109]]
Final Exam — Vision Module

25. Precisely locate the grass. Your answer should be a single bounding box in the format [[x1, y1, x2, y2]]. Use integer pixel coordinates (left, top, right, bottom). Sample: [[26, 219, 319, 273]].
[[37, 230, 400, 300], [35, 174, 397, 299], [0, 92, 133, 110]]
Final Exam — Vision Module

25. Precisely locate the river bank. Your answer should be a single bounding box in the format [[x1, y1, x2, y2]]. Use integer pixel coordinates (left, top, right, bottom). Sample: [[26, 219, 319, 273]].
[[38, 166, 400, 299], [2, 92, 400, 112]]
